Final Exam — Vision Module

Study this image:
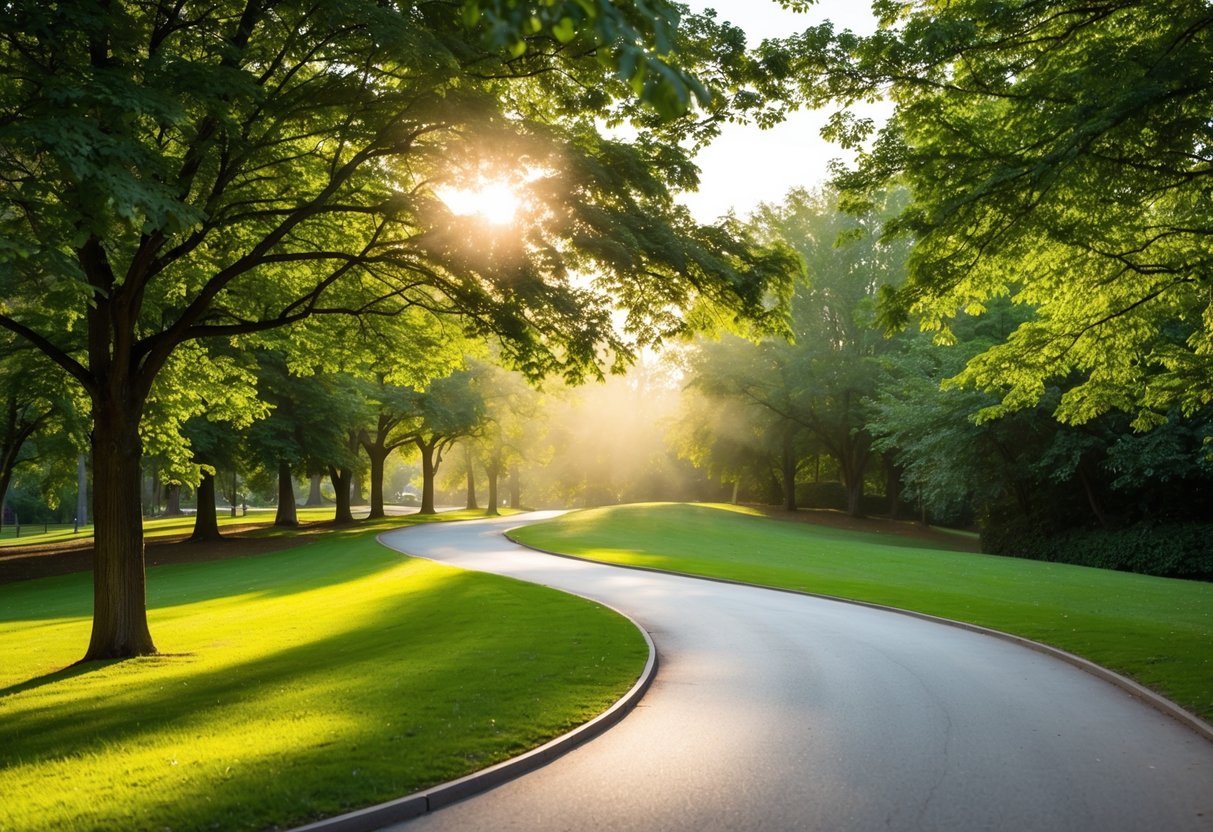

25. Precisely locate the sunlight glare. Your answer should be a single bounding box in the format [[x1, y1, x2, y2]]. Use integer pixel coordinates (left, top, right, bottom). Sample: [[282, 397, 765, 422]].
[[438, 179, 520, 226]]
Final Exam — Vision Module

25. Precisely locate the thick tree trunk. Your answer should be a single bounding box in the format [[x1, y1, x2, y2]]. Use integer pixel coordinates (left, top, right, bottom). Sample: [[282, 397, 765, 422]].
[[781, 429, 797, 512], [844, 476, 865, 518], [463, 448, 477, 509], [274, 462, 298, 527], [485, 459, 500, 516], [508, 462, 520, 509], [149, 468, 161, 517], [839, 435, 871, 519], [163, 483, 182, 516], [189, 471, 223, 542], [418, 440, 437, 515], [365, 445, 387, 520], [76, 454, 89, 529], [305, 473, 324, 506], [884, 458, 903, 520], [329, 466, 354, 523], [84, 405, 157, 660]]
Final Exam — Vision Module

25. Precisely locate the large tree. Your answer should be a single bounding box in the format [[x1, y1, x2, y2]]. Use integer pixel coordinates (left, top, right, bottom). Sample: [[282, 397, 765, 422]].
[[0, 1, 792, 659], [399, 369, 486, 515], [795, 0, 1213, 427], [685, 188, 907, 516]]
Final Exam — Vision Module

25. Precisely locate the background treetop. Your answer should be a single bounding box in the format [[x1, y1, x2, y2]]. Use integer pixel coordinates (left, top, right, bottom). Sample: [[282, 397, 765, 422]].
[[784, 0, 1213, 427]]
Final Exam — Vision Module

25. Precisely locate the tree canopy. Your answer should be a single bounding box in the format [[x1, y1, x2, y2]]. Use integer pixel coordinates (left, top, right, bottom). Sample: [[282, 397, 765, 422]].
[[0, 0, 798, 660], [791, 0, 1213, 427]]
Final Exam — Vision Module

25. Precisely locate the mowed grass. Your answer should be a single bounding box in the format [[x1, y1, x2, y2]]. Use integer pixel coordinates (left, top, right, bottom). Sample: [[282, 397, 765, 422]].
[[0, 505, 423, 547], [511, 502, 1213, 723], [0, 513, 647, 832]]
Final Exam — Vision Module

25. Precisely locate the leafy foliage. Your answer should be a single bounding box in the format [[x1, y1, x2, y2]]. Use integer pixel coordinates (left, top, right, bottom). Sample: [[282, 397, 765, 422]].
[[794, 0, 1213, 426]]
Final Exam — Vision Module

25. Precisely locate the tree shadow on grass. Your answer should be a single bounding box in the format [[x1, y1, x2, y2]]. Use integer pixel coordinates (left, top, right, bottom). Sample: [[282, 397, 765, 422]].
[[0, 568, 643, 832], [0, 659, 117, 701]]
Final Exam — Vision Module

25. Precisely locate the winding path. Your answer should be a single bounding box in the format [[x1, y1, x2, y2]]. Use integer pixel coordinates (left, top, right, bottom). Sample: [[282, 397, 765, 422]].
[[378, 513, 1213, 832]]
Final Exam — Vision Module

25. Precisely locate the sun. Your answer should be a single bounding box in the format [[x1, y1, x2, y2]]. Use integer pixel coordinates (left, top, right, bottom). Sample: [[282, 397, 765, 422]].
[[437, 178, 521, 226]]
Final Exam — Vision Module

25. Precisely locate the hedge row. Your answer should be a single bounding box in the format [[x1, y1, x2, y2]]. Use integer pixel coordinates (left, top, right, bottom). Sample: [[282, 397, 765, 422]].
[[983, 521, 1213, 581]]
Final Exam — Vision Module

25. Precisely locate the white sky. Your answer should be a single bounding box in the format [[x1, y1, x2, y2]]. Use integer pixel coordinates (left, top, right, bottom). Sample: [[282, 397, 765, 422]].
[[678, 0, 888, 222]]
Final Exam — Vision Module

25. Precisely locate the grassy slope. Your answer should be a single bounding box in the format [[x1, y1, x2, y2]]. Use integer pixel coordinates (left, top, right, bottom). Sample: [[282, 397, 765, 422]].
[[511, 502, 1213, 722], [0, 513, 647, 832]]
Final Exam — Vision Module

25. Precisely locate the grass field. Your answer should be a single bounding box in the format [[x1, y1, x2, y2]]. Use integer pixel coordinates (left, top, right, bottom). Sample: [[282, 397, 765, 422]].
[[511, 502, 1213, 723], [0, 512, 648, 832], [0, 505, 414, 547]]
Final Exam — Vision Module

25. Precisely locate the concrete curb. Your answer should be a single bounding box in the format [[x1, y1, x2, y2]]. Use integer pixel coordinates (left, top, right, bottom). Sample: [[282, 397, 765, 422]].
[[286, 530, 658, 832], [504, 531, 1213, 746]]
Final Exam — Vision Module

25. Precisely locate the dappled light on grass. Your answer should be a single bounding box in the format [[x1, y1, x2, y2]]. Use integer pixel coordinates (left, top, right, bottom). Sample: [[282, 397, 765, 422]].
[[0, 525, 646, 832]]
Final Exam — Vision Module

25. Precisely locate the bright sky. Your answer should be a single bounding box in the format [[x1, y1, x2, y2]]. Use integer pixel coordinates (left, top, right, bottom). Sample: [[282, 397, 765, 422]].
[[679, 0, 888, 222]]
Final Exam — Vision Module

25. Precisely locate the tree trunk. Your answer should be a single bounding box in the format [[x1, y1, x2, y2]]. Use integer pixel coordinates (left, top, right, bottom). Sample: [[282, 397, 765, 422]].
[[418, 440, 438, 515], [365, 444, 388, 520], [465, 452, 478, 510], [76, 454, 89, 528], [1077, 461, 1110, 528], [731, 478, 740, 505], [84, 404, 157, 660], [844, 476, 864, 518], [305, 473, 324, 506], [329, 466, 354, 523], [509, 462, 521, 509], [884, 457, 903, 520], [149, 467, 162, 517], [163, 483, 182, 516], [839, 435, 871, 519], [781, 428, 797, 512], [351, 473, 367, 506], [485, 458, 500, 516], [274, 462, 298, 527], [189, 471, 223, 542]]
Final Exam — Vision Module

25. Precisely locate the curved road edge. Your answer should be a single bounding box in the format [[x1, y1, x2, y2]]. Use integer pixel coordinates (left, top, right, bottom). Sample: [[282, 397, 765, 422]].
[[503, 529, 1213, 745], [287, 529, 658, 832]]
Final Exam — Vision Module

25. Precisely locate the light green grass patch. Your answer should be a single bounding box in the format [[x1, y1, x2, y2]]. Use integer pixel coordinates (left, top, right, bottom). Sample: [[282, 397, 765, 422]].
[[0, 519, 645, 832], [512, 502, 1213, 722]]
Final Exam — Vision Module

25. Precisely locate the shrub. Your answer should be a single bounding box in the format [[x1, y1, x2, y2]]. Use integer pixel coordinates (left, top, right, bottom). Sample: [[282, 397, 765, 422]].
[[983, 520, 1213, 581]]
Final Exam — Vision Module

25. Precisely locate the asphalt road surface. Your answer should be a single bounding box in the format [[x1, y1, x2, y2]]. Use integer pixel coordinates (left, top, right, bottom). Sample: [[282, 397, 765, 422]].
[[378, 513, 1213, 832]]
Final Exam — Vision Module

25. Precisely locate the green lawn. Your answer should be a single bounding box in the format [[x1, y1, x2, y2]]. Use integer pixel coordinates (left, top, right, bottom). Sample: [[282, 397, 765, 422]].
[[0, 512, 647, 832], [511, 502, 1213, 723], [0, 505, 417, 547]]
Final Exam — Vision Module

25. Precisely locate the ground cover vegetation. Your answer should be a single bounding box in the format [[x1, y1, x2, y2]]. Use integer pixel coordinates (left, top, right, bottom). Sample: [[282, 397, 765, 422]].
[[511, 503, 1213, 722], [0, 512, 648, 832]]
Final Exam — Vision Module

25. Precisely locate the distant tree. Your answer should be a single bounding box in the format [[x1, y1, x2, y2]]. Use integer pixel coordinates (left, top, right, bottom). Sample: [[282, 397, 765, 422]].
[[685, 188, 907, 515], [402, 370, 486, 515], [470, 362, 545, 515]]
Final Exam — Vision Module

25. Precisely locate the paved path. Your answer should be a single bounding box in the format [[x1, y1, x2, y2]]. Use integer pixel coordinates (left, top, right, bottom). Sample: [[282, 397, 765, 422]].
[[378, 513, 1213, 831]]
